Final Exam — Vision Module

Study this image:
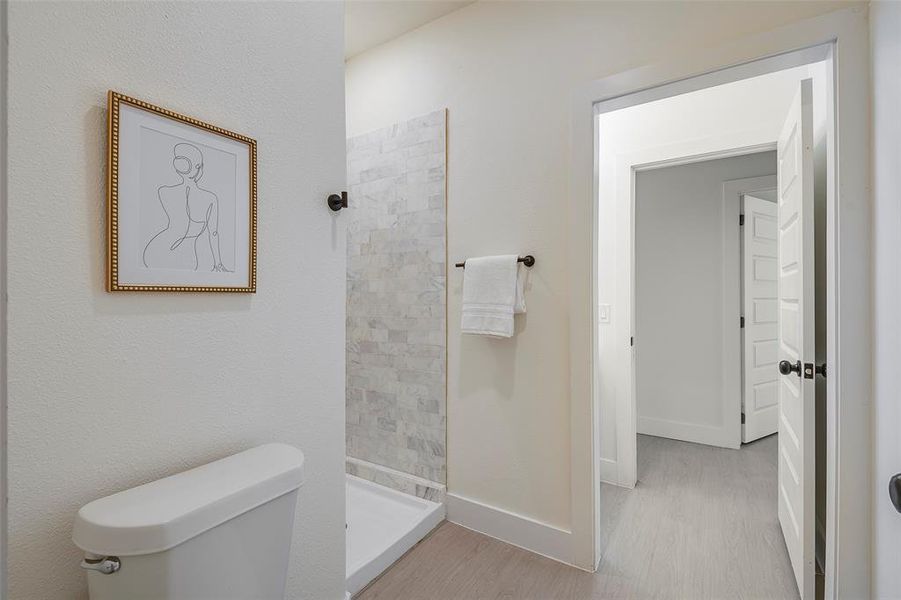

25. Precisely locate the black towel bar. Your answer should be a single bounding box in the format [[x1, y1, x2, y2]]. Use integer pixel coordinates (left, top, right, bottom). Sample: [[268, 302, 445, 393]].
[[455, 255, 535, 269]]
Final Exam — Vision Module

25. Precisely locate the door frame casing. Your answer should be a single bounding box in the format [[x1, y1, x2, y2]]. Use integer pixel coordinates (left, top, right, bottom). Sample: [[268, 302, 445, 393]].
[[567, 8, 870, 599]]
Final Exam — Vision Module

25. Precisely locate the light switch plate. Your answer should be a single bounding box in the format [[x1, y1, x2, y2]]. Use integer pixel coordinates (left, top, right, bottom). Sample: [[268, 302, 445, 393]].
[[598, 303, 611, 324]]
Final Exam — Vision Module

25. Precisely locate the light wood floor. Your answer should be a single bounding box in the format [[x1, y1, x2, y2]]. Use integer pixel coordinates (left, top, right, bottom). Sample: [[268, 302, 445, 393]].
[[357, 434, 798, 600]]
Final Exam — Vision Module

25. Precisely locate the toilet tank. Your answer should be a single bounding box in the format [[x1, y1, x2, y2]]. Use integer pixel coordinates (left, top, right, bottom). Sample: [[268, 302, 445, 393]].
[[73, 443, 305, 600]]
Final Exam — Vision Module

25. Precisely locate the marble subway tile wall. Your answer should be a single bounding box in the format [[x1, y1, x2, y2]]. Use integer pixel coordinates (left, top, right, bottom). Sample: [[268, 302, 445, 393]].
[[345, 110, 447, 498]]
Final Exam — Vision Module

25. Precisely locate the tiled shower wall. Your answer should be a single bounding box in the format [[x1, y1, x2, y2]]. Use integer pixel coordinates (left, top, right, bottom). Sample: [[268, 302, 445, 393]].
[[345, 110, 446, 499]]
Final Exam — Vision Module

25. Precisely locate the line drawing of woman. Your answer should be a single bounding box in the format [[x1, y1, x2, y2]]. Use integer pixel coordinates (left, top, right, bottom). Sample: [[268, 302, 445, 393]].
[[142, 142, 230, 272]]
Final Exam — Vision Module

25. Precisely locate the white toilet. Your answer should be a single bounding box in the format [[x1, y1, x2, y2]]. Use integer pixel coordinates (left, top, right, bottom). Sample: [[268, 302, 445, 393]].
[[73, 443, 305, 600]]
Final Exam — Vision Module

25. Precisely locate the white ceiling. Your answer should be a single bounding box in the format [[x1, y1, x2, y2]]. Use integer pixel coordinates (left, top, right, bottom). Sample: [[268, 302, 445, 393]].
[[345, 1, 474, 59]]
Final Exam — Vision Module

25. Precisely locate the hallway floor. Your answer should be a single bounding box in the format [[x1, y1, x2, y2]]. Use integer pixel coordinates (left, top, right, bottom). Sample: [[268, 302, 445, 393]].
[[356, 434, 798, 600]]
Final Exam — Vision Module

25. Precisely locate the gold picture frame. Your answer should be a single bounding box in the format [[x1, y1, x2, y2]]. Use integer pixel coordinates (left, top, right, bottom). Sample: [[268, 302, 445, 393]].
[[107, 91, 257, 292]]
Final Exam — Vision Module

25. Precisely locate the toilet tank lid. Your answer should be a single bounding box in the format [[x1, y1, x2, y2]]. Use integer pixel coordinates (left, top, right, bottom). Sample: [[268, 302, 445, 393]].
[[73, 443, 305, 556]]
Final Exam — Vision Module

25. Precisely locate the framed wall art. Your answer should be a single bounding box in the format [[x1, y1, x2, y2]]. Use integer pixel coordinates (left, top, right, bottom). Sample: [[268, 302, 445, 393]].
[[107, 91, 257, 292]]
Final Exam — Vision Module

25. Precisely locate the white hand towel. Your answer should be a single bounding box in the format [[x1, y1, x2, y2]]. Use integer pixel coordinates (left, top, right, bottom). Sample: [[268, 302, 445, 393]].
[[461, 255, 526, 338]]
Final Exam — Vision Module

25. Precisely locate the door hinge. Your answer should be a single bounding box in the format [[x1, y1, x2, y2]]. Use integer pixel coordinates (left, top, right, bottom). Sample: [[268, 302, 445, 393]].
[[630, 336, 634, 347], [740, 316, 745, 328], [741, 413, 746, 424], [739, 214, 745, 226]]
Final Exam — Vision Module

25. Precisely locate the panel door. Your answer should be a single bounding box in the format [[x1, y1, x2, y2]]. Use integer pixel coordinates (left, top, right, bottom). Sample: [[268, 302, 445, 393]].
[[743, 194, 779, 443], [776, 78, 816, 600]]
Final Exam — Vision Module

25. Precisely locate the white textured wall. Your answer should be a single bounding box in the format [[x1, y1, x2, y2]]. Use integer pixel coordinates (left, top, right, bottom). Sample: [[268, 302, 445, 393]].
[[347, 1, 851, 530], [6, 3, 346, 599], [871, 1, 901, 596]]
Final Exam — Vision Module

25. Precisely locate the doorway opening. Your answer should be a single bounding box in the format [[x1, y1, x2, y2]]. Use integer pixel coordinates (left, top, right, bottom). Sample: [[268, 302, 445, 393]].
[[634, 154, 776, 450], [595, 53, 829, 599]]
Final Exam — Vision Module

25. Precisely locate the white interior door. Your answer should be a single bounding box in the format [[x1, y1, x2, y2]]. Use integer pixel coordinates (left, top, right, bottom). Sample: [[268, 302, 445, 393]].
[[776, 78, 815, 600], [742, 194, 779, 443]]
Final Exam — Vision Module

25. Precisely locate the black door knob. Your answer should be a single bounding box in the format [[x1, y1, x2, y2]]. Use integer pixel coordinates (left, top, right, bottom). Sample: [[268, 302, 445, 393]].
[[779, 360, 801, 376], [890, 473, 901, 514]]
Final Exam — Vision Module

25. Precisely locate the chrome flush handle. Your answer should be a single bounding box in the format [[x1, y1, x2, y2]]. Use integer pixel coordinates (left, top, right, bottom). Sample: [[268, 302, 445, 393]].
[[80, 556, 121, 575]]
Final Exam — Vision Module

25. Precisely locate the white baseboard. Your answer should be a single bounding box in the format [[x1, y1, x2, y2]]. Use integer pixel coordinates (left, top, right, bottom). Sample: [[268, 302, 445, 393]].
[[638, 416, 739, 449], [446, 492, 574, 567], [599, 457, 618, 485]]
